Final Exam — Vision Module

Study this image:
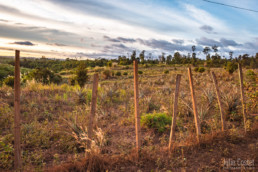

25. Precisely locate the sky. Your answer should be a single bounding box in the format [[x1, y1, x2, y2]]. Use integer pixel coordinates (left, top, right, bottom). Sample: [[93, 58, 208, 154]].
[[0, 0, 257, 59]]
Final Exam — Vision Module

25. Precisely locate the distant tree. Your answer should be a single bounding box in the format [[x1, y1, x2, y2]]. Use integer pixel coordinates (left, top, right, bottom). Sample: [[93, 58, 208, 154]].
[[192, 45, 196, 52], [256, 53, 258, 59], [192, 45, 197, 65], [173, 52, 182, 64], [229, 51, 233, 60], [159, 52, 165, 63], [131, 50, 136, 61], [212, 45, 218, 54], [166, 55, 172, 64], [139, 50, 145, 63], [203, 47, 211, 60]]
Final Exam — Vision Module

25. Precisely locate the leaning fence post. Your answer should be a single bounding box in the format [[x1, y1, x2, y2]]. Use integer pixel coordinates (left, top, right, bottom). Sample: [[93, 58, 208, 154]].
[[238, 63, 247, 132], [14, 50, 22, 170], [87, 73, 99, 150], [211, 72, 226, 131], [133, 60, 141, 156], [188, 68, 201, 141], [169, 74, 181, 151]]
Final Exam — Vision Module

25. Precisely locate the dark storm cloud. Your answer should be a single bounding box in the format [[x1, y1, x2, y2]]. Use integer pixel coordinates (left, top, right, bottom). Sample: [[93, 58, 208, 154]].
[[11, 41, 35, 46], [199, 25, 217, 34]]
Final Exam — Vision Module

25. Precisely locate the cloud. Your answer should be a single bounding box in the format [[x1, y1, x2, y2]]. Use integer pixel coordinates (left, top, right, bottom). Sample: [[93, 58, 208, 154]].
[[103, 43, 132, 53], [220, 38, 239, 47], [196, 37, 221, 47], [47, 43, 67, 46], [11, 41, 35, 46], [172, 39, 184, 44], [103, 35, 136, 43], [103, 35, 121, 43], [0, 23, 81, 46], [199, 25, 217, 34], [137, 39, 192, 52], [0, 19, 9, 22]]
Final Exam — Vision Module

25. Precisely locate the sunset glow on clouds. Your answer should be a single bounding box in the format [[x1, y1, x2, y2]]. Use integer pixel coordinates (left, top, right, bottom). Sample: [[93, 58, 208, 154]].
[[0, 0, 257, 59]]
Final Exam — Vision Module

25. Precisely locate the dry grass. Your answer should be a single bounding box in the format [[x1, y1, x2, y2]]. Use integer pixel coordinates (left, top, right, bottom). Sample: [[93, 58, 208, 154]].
[[0, 66, 257, 171]]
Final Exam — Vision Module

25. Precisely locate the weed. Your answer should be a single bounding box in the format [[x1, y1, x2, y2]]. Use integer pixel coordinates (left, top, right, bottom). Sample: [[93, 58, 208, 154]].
[[141, 113, 171, 132]]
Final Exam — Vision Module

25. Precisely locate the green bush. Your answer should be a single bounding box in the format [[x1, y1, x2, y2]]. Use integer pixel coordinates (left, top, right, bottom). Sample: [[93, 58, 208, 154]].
[[194, 67, 199, 72], [198, 67, 205, 73], [141, 113, 171, 132], [102, 70, 111, 79], [69, 77, 76, 86], [115, 71, 121, 76], [246, 70, 256, 82], [138, 71, 143, 75], [75, 64, 88, 88], [28, 68, 63, 85], [225, 62, 238, 74], [123, 72, 128, 76], [164, 70, 169, 74], [194, 67, 205, 73], [3, 76, 14, 88], [0, 139, 13, 169], [107, 61, 112, 67]]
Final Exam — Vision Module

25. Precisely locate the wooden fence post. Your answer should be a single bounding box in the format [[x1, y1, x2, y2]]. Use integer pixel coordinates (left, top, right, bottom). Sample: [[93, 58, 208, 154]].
[[211, 72, 226, 131], [133, 60, 141, 155], [188, 68, 201, 141], [87, 73, 99, 149], [14, 50, 22, 170], [238, 64, 247, 132], [169, 74, 181, 151]]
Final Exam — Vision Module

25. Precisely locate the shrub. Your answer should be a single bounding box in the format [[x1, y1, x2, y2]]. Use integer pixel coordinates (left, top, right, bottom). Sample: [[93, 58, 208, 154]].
[[144, 64, 149, 68], [164, 70, 169, 74], [3, 76, 14, 88], [29, 68, 63, 85], [123, 66, 129, 69], [194, 67, 205, 73], [194, 67, 199, 72], [225, 62, 238, 74], [102, 70, 111, 79], [198, 67, 205, 73], [52, 74, 63, 84], [123, 72, 128, 76], [141, 113, 171, 132], [246, 70, 256, 82], [115, 71, 121, 76], [69, 77, 76, 86], [75, 64, 88, 88], [107, 61, 112, 67], [138, 71, 143, 75]]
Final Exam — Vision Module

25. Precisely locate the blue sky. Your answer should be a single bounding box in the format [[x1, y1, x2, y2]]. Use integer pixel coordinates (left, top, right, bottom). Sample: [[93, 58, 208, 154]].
[[0, 0, 257, 59]]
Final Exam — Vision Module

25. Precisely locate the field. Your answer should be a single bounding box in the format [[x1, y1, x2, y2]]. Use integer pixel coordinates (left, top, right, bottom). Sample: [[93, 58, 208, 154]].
[[0, 61, 257, 171]]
